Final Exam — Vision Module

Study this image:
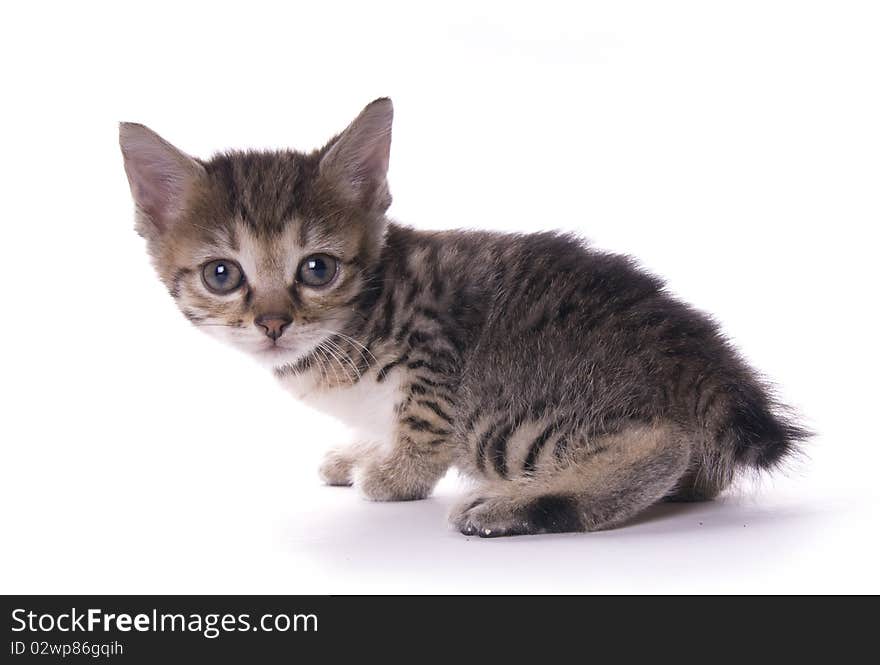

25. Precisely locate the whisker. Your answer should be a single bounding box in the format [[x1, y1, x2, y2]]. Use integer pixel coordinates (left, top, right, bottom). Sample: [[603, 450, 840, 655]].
[[313, 346, 334, 386], [194, 322, 245, 328], [322, 336, 362, 380], [322, 340, 356, 384], [316, 342, 345, 387], [331, 331, 378, 364], [315, 328, 378, 369]]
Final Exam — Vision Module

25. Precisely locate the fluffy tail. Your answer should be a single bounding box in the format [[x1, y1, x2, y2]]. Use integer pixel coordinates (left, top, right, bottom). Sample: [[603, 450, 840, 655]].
[[721, 382, 811, 470]]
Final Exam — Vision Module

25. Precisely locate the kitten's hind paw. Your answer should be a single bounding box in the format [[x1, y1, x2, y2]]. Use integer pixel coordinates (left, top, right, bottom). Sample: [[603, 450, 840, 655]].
[[451, 495, 530, 537], [450, 492, 584, 537]]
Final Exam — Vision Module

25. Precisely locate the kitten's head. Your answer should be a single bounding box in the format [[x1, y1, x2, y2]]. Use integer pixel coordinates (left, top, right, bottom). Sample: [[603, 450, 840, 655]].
[[120, 98, 393, 367]]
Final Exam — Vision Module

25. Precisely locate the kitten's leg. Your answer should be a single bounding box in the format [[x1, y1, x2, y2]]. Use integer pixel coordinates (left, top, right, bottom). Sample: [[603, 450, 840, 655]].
[[354, 431, 455, 501], [663, 472, 722, 502], [663, 446, 733, 502], [450, 422, 692, 537], [349, 391, 457, 501], [317, 377, 457, 498]]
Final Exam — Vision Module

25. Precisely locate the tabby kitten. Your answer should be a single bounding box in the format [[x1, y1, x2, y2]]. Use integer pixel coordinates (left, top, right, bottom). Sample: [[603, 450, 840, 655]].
[[120, 98, 807, 537]]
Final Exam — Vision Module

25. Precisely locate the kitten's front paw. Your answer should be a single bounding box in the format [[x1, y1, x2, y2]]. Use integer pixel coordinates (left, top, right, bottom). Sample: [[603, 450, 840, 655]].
[[353, 461, 432, 502], [318, 451, 354, 486], [319, 442, 385, 487]]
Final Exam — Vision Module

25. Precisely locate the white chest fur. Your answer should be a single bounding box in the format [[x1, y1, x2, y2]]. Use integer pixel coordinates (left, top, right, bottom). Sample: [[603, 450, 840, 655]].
[[278, 368, 402, 445]]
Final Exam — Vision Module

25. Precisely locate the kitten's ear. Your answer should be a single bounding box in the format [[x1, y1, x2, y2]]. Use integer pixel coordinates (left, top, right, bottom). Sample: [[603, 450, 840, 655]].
[[119, 123, 205, 235], [319, 97, 393, 212]]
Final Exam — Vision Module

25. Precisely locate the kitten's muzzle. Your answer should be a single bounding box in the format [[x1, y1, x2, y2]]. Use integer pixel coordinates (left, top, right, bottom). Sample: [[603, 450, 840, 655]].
[[255, 314, 292, 341]]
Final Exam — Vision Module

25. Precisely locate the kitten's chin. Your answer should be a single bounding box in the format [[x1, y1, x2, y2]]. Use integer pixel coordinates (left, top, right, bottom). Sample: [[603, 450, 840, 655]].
[[250, 344, 309, 369]]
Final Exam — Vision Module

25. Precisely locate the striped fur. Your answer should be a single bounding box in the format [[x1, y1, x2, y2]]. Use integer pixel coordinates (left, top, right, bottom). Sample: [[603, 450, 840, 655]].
[[120, 99, 809, 536]]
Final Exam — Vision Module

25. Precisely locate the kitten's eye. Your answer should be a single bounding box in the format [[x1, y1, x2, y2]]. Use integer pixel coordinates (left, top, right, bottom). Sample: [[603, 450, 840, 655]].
[[298, 254, 338, 287], [201, 259, 244, 294]]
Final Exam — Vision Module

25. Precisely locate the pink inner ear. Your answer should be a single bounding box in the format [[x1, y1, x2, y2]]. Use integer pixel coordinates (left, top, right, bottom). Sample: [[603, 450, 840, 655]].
[[126, 161, 173, 225], [354, 133, 391, 185], [120, 124, 202, 233], [319, 99, 393, 209]]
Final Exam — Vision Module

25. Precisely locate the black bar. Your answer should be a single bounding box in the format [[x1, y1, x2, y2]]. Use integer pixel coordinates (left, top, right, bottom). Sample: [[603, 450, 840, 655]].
[[0, 595, 869, 661]]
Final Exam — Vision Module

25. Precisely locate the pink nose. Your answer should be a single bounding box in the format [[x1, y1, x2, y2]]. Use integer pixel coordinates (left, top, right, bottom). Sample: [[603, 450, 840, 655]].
[[255, 314, 292, 341]]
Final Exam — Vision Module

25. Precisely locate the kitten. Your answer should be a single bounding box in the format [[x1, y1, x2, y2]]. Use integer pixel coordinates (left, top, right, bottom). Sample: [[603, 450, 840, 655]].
[[120, 98, 807, 537]]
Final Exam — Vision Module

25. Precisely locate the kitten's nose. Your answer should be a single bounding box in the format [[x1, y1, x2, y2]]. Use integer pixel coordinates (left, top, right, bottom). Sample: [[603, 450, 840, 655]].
[[255, 314, 292, 341]]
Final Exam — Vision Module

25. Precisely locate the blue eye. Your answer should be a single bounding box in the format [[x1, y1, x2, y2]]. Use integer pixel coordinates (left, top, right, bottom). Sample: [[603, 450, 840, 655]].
[[298, 254, 338, 287], [202, 259, 244, 294]]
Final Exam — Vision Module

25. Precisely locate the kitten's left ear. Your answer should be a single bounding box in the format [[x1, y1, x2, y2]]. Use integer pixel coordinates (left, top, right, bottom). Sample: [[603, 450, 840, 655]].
[[319, 97, 393, 212], [119, 122, 206, 236]]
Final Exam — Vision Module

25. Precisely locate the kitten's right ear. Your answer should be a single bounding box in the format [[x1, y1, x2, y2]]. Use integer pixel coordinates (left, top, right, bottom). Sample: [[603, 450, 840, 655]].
[[119, 123, 205, 235]]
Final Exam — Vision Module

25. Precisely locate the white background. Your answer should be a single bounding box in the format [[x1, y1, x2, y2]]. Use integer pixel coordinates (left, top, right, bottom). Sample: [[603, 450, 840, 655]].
[[1, 1, 878, 593]]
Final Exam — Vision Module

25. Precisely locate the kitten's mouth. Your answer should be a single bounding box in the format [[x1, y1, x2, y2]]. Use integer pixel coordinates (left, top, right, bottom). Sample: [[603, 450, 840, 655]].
[[251, 331, 329, 365], [260, 343, 293, 355], [256, 340, 306, 362]]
